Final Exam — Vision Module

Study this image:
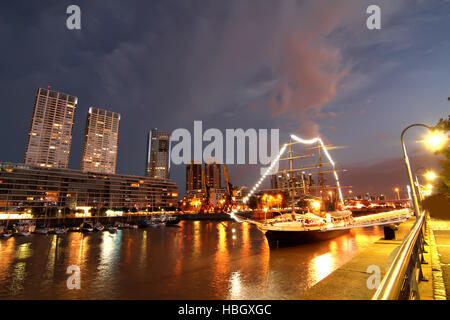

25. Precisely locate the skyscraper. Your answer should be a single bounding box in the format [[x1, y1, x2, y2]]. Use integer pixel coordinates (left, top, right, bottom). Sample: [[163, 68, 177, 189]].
[[145, 129, 170, 179], [205, 162, 221, 189], [25, 88, 77, 168], [80, 107, 120, 174], [186, 161, 202, 191]]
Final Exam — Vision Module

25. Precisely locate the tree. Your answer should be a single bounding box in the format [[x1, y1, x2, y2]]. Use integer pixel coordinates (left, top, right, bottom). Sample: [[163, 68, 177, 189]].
[[434, 115, 450, 198]]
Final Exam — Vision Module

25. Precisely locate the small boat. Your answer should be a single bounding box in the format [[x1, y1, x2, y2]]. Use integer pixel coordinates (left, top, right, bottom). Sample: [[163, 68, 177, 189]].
[[16, 220, 35, 236], [128, 224, 138, 229], [165, 215, 180, 226], [94, 222, 104, 232], [53, 226, 69, 235], [114, 221, 125, 229], [17, 230, 31, 236], [1, 231, 13, 238], [35, 227, 49, 234], [150, 216, 166, 226], [107, 225, 117, 233], [1, 225, 14, 238], [69, 226, 80, 232], [80, 221, 94, 232], [137, 220, 151, 228]]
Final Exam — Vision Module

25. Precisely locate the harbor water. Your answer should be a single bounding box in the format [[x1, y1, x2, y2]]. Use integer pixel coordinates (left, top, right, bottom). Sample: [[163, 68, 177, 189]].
[[0, 220, 384, 299]]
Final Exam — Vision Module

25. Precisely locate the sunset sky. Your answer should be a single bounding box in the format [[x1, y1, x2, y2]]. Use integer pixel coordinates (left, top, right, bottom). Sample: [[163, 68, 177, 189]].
[[0, 0, 448, 198]]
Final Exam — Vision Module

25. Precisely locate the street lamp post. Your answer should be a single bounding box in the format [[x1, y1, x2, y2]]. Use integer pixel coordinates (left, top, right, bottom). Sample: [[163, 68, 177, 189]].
[[401, 123, 448, 220], [401, 124, 431, 220], [414, 167, 426, 202]]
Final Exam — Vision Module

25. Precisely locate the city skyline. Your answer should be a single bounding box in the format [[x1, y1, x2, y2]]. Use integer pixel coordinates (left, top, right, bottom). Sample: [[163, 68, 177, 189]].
[[4, 85, 445, 200], [0, 1, 448, 198]]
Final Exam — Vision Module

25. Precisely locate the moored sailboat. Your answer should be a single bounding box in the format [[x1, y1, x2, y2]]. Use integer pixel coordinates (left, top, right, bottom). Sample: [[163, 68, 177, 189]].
[[234, 134, 409, 248]]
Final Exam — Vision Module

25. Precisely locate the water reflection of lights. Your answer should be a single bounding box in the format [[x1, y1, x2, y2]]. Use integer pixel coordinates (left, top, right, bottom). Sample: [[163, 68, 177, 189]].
[[10, 262, 26, 295], [329, 240, 338, 253], [99, 231, 122, 281], [139, 231, 147, 268], [0, 238, 16, 282], [43, 236, 59, 284], [311, 253, 333, 283], [193, 221, 201, 258], [16, 242, 33, 260], [228, 271, 242, 299], [217, 223, 227, 253], [214, 223, 230, 278]]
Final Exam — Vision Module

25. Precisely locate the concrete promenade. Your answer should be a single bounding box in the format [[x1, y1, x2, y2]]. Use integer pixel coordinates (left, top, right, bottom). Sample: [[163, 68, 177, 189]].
[[299, 216, 448, 300], [428, 219, 450, 299]]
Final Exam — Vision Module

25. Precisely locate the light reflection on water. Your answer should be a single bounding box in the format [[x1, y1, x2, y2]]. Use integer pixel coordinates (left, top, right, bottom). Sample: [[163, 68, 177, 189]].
[[0, 221, 384, 299]]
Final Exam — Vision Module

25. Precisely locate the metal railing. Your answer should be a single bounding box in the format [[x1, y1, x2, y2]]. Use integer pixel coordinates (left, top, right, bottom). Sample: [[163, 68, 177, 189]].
[[372, 211, 428, 300]]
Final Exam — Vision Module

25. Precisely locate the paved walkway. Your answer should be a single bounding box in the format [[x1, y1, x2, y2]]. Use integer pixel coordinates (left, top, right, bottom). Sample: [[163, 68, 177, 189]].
[[429, 219, 450, 299], [298, 217, 449, 300], [299, 218, 416, 300]]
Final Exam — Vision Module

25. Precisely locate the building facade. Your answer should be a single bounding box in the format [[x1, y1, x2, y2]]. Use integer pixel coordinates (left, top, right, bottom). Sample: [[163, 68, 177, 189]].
[[208, 188, 227, 206], [186, 161, 202, 191], [145, 129, 170, 179], [80, 107, 120, 174], [0, 162, 178, 213], [24, 88, 77, 169], [205, 162, 221, 189]]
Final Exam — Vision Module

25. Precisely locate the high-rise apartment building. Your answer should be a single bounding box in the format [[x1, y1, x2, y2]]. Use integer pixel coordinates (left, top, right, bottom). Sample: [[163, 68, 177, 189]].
[[145, 129, 170, 179], [80, 107, 120, 174], [186, 161, 202, 191], [205, 162, 221, 189], [24, 88, 77, 168]]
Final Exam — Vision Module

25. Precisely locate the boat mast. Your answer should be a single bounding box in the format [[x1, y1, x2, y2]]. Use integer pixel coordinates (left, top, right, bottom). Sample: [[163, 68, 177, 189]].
[[318, 141, 325, 213], [289, 137, 295, 214]]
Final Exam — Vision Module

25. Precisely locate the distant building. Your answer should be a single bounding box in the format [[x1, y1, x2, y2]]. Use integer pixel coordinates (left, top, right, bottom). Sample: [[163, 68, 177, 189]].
[[183, 189, 205, 202], [0, 162, 178, 211], [186, 161, 202, 191], [270, 172, 290, 191], [80, 107, 120, 174], [205, 162, 221, 189], [145, 129, 170, 179], [25, 88, 77, 169], [209, 188, 227, 206]]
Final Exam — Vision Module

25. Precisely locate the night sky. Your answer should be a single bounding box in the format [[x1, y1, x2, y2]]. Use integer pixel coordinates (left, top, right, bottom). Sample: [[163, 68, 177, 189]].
[[0, 0, 448, 199]]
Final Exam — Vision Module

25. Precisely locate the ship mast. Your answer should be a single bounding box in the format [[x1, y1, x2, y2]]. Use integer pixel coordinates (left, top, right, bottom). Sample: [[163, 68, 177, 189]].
[[289, 136, 295, 214], [318, 141, 325, 213]]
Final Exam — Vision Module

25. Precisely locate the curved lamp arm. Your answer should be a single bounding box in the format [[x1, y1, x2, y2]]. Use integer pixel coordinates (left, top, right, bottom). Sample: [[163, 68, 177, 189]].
[[401, 124, 431, 220]]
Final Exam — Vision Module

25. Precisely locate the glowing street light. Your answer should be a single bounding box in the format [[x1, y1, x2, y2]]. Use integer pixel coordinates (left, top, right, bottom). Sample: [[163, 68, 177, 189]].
[[394, 188, 400, 200], [401, 123, 447, 220], [425, 171, 437, 181], [414, 167, 437, 201], [425, 131, 447, 149]]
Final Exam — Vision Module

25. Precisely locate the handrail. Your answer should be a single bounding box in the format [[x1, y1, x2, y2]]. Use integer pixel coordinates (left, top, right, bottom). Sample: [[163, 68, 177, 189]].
[[372, 212, 426, 300]]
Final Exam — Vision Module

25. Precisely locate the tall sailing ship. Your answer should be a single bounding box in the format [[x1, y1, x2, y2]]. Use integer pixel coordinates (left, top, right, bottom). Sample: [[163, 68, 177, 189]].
[[233, 134, 409, 248]]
